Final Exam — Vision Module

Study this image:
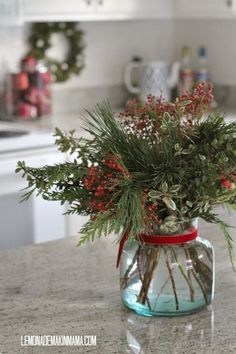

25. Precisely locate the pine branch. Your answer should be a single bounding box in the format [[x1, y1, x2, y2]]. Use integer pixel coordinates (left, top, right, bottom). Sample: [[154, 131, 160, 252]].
[[77, 210, 116, 246], [16, 97, 236, 270], [201, 212, 236, 271], [219, 221, 236, 272]]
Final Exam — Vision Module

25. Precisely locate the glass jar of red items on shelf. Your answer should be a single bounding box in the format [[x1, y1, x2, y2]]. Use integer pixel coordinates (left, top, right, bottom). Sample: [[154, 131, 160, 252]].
[[4, 56, 51, 120]]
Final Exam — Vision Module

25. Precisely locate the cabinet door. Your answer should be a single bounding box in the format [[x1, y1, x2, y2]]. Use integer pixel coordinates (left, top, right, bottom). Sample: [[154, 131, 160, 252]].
[[96, 0, 173, 20], [23, 0, 95, 22], [175, 0, 233, 18]]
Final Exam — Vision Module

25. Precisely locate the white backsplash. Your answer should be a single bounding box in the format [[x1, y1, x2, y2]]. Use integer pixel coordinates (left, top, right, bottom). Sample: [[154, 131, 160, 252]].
[[0, 19, 236, 113], [52, 84, 129, 114], [0, 20, 175, 112], [0, 20, 175, 84]]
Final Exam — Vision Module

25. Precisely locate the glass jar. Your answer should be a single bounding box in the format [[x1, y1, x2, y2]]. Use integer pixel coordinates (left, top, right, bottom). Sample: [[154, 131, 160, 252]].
[[120, 223, 214, 317], [2, 56, 51, 120]]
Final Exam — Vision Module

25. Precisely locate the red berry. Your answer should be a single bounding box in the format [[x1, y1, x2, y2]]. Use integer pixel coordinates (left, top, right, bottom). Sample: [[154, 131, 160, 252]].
[[116, 164, 123, 171], [221, 179, 231, 189]]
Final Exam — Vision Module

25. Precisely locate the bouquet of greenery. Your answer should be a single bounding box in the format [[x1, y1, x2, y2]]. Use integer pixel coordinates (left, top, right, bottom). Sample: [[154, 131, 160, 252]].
[[16, 82, 236, 314]]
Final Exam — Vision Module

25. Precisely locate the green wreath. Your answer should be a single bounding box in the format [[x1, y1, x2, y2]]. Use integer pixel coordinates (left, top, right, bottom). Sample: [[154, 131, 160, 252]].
[[26, 22, 85, 83]]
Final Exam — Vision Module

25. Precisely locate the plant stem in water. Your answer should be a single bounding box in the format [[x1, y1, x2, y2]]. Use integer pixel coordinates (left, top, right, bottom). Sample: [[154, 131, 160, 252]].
[[120, 246, 140, 289], [137, 247, 160, 305], [204, 247, 213, 263], [184, 245, 208, 304], [137, 246, 152, 311], [171, 246, 194, 302], [153, 247, 173, 311], [163, 248, 179, 311], [189, 246, 212, 287], [191, 267, 208, 305]]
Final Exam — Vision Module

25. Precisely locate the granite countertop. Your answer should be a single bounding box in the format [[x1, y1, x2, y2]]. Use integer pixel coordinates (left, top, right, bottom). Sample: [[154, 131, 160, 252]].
[[0, 106, 125, 134], [1, 109, 236, 141], [1, 208, 236, 354]]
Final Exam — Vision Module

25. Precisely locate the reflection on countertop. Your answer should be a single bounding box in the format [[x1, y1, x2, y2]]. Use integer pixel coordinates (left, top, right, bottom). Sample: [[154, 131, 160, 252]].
[[1, 105, 236, 139], [126, 307, 214, 353], [0, 207, 236, 353], [0, 106, 125, 139]]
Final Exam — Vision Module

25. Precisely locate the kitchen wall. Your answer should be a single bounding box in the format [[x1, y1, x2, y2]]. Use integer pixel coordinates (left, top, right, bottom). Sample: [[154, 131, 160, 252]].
[[0, 20, 175, 84], [0, 20, 176, 112], [52, 20, 176, 112], [0, 19, 236, 113]]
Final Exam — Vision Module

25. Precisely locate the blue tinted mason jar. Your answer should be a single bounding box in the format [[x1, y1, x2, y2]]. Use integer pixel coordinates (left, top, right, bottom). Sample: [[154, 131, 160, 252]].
[[120, 223, 214, 317]]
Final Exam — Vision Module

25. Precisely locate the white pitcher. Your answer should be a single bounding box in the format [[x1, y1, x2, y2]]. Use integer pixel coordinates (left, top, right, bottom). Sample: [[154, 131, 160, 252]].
[[124, 60, 180, 102]]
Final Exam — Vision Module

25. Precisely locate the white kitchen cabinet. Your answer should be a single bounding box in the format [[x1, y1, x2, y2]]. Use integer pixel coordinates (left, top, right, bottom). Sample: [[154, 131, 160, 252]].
[[23, 0, 94, 22], [0, 0, 23, 25], [0, 147, 66, 249], [19, 0, 236, 22], [95, 0, 173, 20], [23, 0, 173, 22], [174, 0, 235, 19]]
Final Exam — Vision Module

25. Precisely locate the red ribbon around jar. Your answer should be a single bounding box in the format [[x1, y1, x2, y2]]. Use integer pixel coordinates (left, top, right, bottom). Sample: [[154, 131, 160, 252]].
[[116, 225, 198, 268]]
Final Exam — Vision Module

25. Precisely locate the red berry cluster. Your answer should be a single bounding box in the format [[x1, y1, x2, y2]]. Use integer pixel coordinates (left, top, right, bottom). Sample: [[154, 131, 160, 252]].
[[119, 82, 214, 140], [180, 82, 214, 118], [82, 154, 127, 213], [146, 202, 159, 222], [220, 174, 236, 190], [120, 95, 176, 120], [101, 156, 124, 172]]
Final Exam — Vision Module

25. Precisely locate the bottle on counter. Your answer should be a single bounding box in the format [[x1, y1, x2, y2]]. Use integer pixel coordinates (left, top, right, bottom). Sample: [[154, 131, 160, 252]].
[[196, 46, 217, 109], [195, 46, 210, 84], [178, 45, 194, 96]]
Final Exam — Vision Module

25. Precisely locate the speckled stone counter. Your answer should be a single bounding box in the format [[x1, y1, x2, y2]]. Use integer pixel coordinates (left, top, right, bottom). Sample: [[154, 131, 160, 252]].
[[1, 208, 236, 354]]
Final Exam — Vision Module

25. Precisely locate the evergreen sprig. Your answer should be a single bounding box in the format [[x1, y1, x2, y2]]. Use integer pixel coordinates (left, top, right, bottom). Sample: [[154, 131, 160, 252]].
[[16, 84, 236, 268]]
